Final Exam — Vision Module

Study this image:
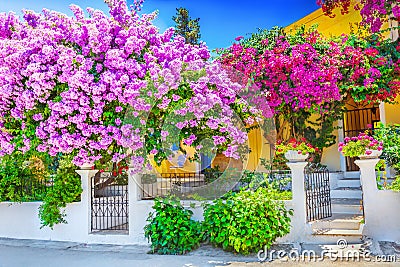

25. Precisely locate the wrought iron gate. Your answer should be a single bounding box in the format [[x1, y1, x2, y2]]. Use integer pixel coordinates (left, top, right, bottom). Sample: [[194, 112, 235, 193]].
[[343, 106, 380, 171], [91, 172, 129, 233], [305, 164, 332, 222]]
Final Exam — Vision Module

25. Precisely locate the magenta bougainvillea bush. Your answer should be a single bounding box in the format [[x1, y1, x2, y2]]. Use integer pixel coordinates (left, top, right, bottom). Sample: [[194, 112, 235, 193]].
[[219, 26, 399, 156], [0, 0, 264, 170], [220, 29, 399, 115]]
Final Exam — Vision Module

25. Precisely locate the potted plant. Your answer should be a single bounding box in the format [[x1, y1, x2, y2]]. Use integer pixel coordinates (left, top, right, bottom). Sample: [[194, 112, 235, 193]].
[[338, 132, 383, 159], [276, 138, 317, 162]]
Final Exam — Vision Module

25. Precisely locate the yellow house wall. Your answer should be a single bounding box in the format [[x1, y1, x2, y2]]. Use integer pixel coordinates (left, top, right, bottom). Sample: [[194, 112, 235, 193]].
[[285, 1, 362, 37], [150, 127, 266, 173], [150, 145, 198, 174], [247, 127, 262, 170], [384, 96, 400, 124], [321, 127, 341, 171], [284, 0, 389, 38]]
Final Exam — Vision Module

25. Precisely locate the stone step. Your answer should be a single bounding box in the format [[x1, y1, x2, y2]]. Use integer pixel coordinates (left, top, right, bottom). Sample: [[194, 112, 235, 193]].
[[312, 225, 364, 236], [301, 242, 366, 256], [311, 213, 363, 230], [343, 172, 360, 179], [337, 179, 361, 188], [331, 188, 362, 199], [331, 198, 363, 214], [307, 232, 364, 244]]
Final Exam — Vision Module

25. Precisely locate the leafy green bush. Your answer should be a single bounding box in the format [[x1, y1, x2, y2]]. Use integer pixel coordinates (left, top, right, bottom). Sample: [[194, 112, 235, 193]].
[[0, 153, 49, 202], [388, 177, 400, 192], [144, 196, 203, 254], [233, 168, 292, 200], [374, 123, 400, 174], [374, 123, 399, 163], [373, 123, 400, 192], [202, 187, 292, 255], [39, 156, 82, 228]]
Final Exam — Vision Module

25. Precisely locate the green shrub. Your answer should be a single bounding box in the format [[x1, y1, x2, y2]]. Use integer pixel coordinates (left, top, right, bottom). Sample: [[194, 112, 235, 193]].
[[0, 153, 49, 202], [38, 156, 82, 228], [144, 196, 203, 254], [234, 169, 292, 200], [202, 187, 292, 255], [389, 177, 400, 192], [374, 123, 400, 173]]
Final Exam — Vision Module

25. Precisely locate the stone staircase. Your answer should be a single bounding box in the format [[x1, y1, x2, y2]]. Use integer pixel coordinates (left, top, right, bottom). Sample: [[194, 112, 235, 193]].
[[310, 171, 365, 242]]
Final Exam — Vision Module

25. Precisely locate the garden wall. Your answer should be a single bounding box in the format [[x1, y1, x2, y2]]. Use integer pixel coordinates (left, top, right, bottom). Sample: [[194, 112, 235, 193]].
[[362, 190, 400, 241], [0, 197, 302, 245], [356, 159, 400, 242], [1, 166, 398, 245], [0, 171, 147, 245], [0, 199, 207, 245]]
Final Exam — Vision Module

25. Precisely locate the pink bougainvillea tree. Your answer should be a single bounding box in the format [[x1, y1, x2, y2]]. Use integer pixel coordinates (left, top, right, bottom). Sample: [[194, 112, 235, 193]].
[[0, 0, 263, 171], [219, 26, 399, 160]]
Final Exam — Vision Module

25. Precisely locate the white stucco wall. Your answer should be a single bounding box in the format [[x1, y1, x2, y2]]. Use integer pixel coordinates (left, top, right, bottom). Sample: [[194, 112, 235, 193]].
[[0, 199, 205, 245], [356, 159, 400, 241], [1, 166, 399, 245]]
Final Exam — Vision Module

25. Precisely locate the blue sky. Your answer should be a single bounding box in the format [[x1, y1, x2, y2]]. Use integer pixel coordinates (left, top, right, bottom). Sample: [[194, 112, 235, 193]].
[[0, 0, 320, 50]]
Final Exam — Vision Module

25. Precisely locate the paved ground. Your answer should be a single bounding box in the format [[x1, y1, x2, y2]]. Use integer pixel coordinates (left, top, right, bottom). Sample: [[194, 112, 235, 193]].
[[0, 238, 399, 267]]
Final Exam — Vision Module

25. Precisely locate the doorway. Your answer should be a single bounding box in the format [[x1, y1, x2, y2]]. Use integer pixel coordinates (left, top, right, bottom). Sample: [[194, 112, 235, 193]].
[[343, 100, 380, 171]]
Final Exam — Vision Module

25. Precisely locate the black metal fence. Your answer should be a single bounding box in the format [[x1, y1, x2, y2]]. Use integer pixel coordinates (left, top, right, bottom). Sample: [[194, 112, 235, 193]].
[[0, 176, 54, 202], [91, 172, 129, 233], [304, 164, 332, 222], [141, 173, 206, 200], [267, 170, 292, 191], [140, 170, 292, 200]]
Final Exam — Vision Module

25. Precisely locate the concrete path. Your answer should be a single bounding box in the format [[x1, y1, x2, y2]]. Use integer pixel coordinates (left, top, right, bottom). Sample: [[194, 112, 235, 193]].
[[0, 238, 399, 267]]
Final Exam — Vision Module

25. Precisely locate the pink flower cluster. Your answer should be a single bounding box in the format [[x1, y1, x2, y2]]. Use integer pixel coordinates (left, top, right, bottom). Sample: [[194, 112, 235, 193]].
[[338, 132, 383, 154], [0, 0, 262, 170], [221, 30, 399, 113], [319, 0, 399, 33], [357, 0, 399, 33], [221, 36, 343, 114]]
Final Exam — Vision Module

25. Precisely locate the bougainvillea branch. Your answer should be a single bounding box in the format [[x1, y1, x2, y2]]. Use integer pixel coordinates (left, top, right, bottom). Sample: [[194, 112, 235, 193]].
[[318, 0, 400, 33]]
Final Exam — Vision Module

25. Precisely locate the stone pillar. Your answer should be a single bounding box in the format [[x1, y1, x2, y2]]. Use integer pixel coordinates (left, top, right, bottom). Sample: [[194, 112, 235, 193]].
[[128, 168, 142, 238], [286, 162, 310, 241], [75, 169, 98, 234], [354, 158, 380, 228], [354, 158, 380, 193], [128, 169, 142, 202]]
